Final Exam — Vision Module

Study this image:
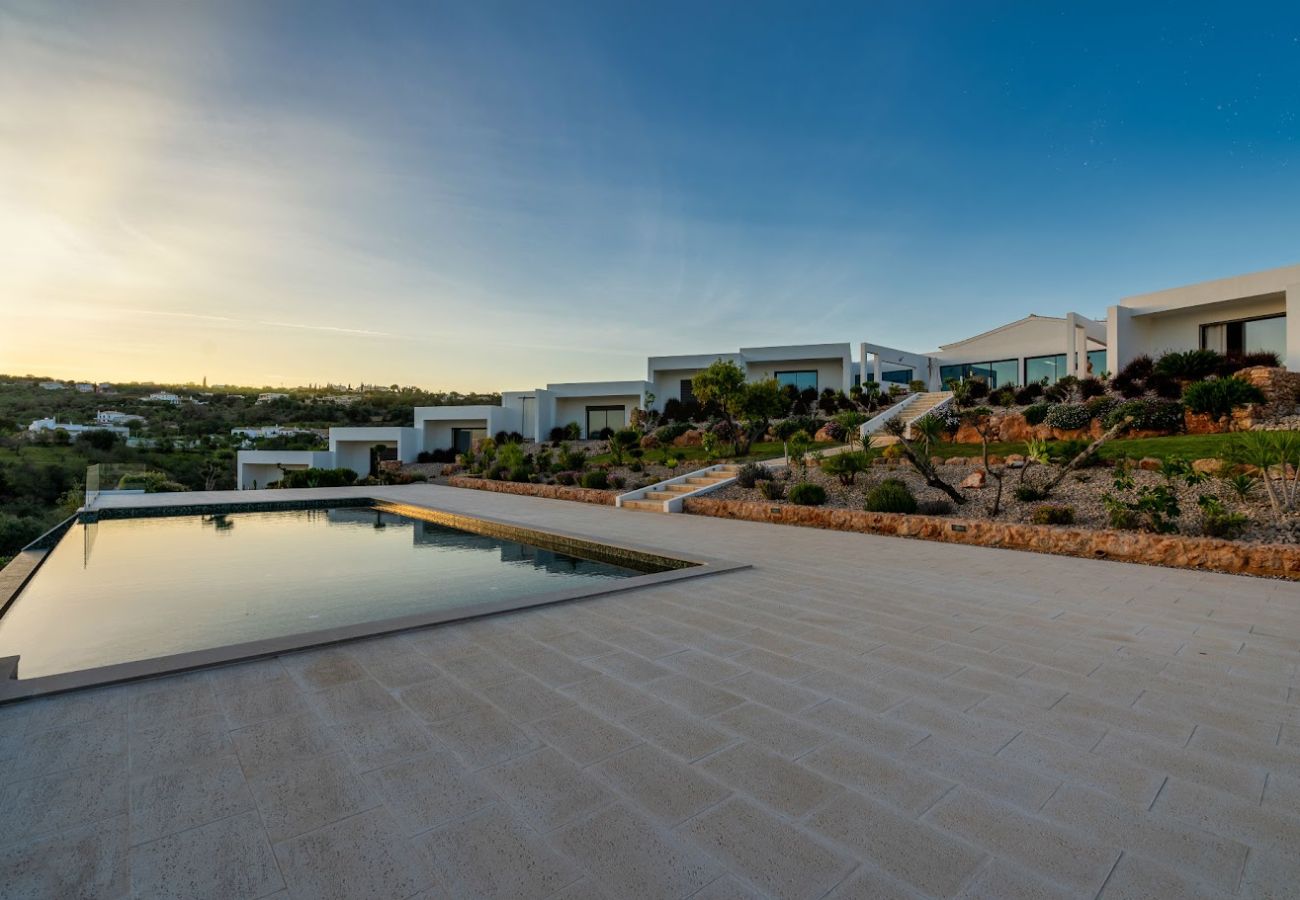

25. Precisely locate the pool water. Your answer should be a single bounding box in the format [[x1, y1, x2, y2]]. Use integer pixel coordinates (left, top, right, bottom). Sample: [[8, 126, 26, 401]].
[[0, 507, 643, 678]]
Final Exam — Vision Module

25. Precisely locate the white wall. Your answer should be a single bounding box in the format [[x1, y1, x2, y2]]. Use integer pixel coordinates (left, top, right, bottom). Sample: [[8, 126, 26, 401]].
[[235, 450, 334, 489], [743, 358, 849, 394], [553, 395, 641, 437], [1110, 293, 1288, 369]]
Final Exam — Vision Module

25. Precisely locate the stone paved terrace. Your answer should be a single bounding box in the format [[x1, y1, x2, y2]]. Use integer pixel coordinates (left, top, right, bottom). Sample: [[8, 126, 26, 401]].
[[3, 483, 1300, 899]]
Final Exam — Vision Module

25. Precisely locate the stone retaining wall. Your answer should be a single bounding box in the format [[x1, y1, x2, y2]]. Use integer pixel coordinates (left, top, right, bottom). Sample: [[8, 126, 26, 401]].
[[447, 476, 617, 506], [683, 497, 1300, 580]]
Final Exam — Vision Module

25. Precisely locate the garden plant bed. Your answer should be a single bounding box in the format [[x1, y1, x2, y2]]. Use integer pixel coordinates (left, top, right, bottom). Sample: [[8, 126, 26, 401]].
[[683, 494, 1300, 580], [709, 458, 1300, 544], [446, 475, 617, 505]]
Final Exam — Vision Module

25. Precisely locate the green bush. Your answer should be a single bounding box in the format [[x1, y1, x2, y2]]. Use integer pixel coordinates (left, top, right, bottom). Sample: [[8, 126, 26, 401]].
[[554, 470, 579, 486], [1023, 403, 1051, 426], [276, 468, 356, 489], [1198, 496, 1248, 540], [758, 479, 786, 501], [736, 462, 773, 488], [1085, 395, 1118, 419], [1030, 504, 1076, 525], [1043, 402, 1092, 430], [1154, 349, 1221, 382], [653, 423, 692, 444], [1014, 383, 1044, 405], [864, 478, 917, 514], [819, 450, 872, 485], [1182, 378, 1266, 418], [579, 470, 610, 490], [787, 482, 827, 506], [915, 499, 952, 515], [1014, 484, 1047, 502], [1103, 398, 1185, 432]]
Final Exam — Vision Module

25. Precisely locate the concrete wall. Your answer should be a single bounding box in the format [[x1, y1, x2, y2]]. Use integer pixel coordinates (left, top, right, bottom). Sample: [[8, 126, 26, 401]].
[[1109, 293, 1291, 371], [553, 395, 642, 437], [743, 358, 850, 394], [651, 368, 709, 404], [235, 450, 334, 490]]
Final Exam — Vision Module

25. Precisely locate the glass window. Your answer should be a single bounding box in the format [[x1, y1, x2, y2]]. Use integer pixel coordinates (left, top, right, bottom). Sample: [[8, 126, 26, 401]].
[[775, 370, 818, 392], [452, 428, 486, 454], [1025, 353, 1067, 385], [879, 368, 912, 384], [939, 360, 1019, 389], [586, 406, 626, 437], [679, 379, 696, 403], [1202, 314, 1286, 360], [1086, 349, 1107, 377]]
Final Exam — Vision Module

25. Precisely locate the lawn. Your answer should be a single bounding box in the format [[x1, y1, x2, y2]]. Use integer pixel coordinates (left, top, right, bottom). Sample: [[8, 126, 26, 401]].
[[922, 431, 1289, 462]]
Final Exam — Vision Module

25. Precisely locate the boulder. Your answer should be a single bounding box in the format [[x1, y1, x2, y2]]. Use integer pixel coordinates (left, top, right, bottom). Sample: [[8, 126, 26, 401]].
[[673, 429, 704, 448], [996, 413, 1035, 443], [1185, 411, 1229, 435], [1137, 457, 1162, 471], [952, 423, 983, 444], [987, 454, 1005, 467], [1005, 453, 1025, 468], [959, 469, 986, 489], [930, 456, 946, 469], [946, 456, 968, 466], [1192, 457, 1225, 476], [814, 424, 837, 442]]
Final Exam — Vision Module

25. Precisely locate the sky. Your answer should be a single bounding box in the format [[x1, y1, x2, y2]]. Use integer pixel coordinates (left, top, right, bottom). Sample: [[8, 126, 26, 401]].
[[2, 1, 1298, 391]]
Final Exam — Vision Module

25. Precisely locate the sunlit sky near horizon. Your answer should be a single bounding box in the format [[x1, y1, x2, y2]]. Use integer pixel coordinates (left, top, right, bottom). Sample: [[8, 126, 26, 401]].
[[2, 1, 1298, 391]]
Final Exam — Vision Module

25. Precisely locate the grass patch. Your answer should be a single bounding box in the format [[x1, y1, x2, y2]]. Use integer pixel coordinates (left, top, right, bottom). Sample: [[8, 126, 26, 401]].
[[925, 431, 1286, 462]]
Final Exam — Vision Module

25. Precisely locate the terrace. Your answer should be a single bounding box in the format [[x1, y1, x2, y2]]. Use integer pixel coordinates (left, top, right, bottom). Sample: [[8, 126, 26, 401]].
[[1, 482, 1297, 897]]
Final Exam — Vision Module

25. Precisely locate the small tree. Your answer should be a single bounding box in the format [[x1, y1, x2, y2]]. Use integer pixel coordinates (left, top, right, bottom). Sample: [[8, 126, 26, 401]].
[[737, 379, 785, 455], [882, 417, 966, 505], [786, 430, 813, 482], [832, 410, 868, 450], [691, 360, 748, 454]]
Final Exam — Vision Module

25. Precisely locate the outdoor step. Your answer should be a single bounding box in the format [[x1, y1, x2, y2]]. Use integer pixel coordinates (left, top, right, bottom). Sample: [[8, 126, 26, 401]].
[[662, 484, 697, 493], [620, 499, 666, 512], [643, 491, 677, 501], [684, 476, 728, 486]]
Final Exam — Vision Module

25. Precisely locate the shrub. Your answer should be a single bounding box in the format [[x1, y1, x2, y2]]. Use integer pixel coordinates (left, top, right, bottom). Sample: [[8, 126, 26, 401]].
[[964, 379, 990, 400], [1230, 350, 1281, 369], [1154, 349, 1221, 382], [1043, 403, 1092, 430], [908, 379, 928, 393], [275, 467, 356, 489], [1085, 395, 1118, 420], [548, 426, 567, 443], [915, 499, 952, 515], [1116, 354, 1155, 382], [1181, 378, 1266, 418], [1030, 504, 1076, 525], [508, 465, 531, 482], [1014, 485, 1047, 502], [579, 470, 609, 490], [989, 386, 1017, 408], [1078, 377, 1107, 399], [758, 480, 785, 501], [1103, 399, 1185, 432], [1049, 438, 1097, 466], [1198, 496, 1248, 539], [787, 482, 827, 506], [486, 464, 508, 480], [653, 423, 692, 444], [1019, 402, 1050, 426], [608, 474, 626, 490], [864, 478, 917, 514], [820, 450, 872, 485], [736, 462, 774, 488], [553, 470, 579, 486], [1014, 383, 1044, 405]]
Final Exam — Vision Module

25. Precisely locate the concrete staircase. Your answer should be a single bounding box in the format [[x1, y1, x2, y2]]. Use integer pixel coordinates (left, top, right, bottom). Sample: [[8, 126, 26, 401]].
[[866, 391, 953, 447], [616, 464, 741, 513]]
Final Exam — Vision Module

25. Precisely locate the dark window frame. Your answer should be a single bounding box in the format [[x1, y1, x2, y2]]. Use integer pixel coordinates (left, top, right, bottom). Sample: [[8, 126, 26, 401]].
[[1023, 353, 1068, 385], [1200, 313, 1286, 356], [585, 405, 626, 438], [679, 379, 696, 403]]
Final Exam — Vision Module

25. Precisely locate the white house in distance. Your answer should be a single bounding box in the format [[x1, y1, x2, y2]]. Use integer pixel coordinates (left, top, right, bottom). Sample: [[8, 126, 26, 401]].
[[144, 391, 181, 405], [96, 410, 145, 426], [27, 418, 130, 438], [257, 392, 290, 404], [236, 263, 1300, 489]]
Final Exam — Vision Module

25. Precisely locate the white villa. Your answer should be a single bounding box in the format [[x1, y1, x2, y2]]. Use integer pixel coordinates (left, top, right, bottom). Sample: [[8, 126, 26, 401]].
[[95, 410, 145, 426], [237, 264, 1300, 489], [27, 418, 130, 438], [144, 391, 181, 405]]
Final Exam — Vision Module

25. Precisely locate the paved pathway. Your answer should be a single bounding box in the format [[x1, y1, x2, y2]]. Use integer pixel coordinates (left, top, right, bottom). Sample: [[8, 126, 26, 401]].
[[3, 483, 1299, 898]]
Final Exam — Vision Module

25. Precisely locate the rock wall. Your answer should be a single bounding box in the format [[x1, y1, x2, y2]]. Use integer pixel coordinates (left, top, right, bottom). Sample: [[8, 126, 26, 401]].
[[447, 476, 617, 505], [682, 497, 1300, 580], [1235, 366, 1300, 418]]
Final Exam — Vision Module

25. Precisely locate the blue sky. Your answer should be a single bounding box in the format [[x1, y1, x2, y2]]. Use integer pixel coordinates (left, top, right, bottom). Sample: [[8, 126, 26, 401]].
[[2, 1, 1297, 389]]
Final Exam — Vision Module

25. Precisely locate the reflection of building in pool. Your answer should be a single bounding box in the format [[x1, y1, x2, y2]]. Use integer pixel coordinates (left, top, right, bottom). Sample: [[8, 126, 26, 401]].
[[411, 521, 594, 574]]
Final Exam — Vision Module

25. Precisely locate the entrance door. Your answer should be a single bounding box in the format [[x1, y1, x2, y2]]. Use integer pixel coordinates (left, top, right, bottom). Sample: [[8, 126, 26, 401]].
[[452, 428, 487, 454]]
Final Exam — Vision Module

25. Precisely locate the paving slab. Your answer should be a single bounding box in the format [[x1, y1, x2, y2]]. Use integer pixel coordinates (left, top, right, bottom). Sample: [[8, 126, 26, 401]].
[[2, 482, 1297, 897]]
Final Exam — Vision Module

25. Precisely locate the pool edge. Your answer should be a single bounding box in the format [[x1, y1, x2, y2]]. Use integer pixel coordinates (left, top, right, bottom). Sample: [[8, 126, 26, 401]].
[[0, 497, 748, 703]]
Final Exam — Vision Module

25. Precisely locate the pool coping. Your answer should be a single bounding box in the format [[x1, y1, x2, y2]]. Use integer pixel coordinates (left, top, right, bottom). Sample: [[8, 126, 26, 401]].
[[0, 497, 748, 703]]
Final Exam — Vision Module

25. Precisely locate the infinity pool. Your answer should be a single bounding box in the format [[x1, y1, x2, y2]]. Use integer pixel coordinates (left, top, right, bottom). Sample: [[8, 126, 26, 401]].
[[0, 506, 649, 678]]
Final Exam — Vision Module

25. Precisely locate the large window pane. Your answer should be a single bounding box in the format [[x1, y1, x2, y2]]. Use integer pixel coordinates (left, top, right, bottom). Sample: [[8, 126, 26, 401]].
[[775, 370, 818, 392], [1087, 349, 1107, 377], [1244, 316, 1286, 359], [879, 368, 912, 384], [941, 359, 1018, 389], [1025, 353, 1067, 385], [586, 406, 625, 437]]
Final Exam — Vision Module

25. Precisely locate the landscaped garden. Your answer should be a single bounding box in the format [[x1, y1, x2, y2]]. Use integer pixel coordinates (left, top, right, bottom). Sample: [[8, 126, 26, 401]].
[[709, 349, 1300, 545]]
